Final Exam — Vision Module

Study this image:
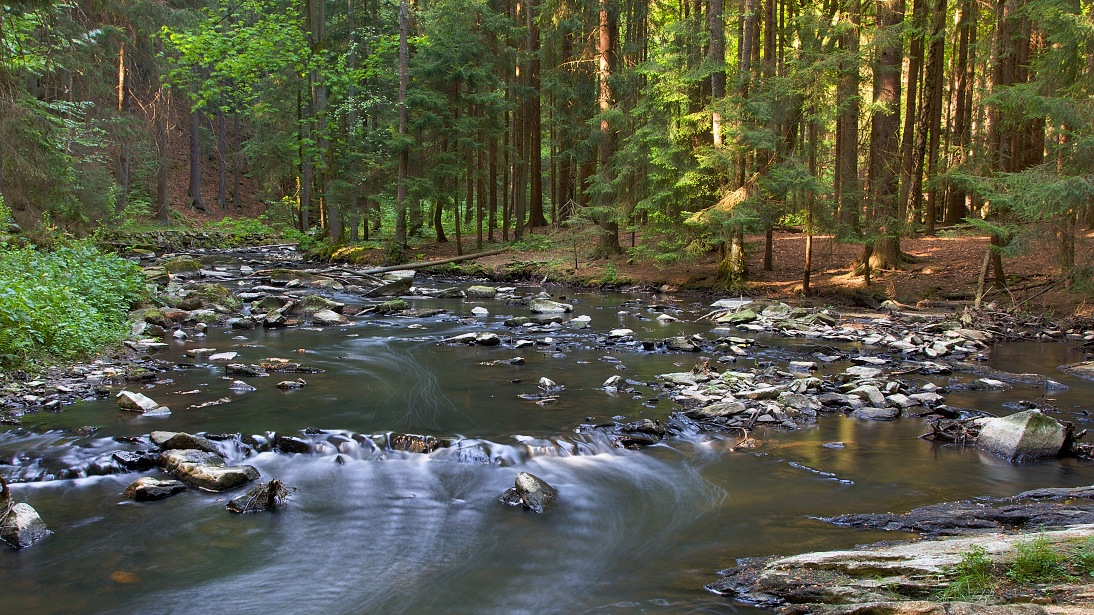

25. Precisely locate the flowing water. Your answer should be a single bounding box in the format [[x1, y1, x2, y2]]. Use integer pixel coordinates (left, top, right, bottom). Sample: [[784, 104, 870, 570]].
[[3, 273, 1094, 614]]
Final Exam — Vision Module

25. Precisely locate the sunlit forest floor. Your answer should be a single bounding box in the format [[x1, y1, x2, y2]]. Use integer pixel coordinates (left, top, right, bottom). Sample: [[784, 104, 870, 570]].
[[417, 226, 1094, 318]]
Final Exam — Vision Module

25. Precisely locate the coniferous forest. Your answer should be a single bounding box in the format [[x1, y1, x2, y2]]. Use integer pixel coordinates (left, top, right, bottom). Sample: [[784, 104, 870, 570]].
[[1, 0, 1092, 289]]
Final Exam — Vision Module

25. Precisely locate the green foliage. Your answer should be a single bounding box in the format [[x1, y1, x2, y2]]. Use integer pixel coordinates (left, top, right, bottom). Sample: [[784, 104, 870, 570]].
[[937, 545, 996, 602], [603, 261, 619, 284], [512, 233, 553, 252], [0, 242, 148, 365], [1006, 536, 1075, 584]]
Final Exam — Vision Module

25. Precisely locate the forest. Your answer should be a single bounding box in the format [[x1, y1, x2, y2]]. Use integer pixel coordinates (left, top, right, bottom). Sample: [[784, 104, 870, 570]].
[[0, 0, 1092, 290]]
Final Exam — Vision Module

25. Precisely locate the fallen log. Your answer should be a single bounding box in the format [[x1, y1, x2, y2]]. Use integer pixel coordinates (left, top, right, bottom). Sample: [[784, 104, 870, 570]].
[[361, 247, 510, 275]]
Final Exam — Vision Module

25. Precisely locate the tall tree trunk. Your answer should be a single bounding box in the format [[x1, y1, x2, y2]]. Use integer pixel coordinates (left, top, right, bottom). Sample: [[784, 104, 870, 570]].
[[596, 0, 621, 255], [395, 0, 409, 249], [217, 95, 227, 210], [189, 106, 206, 212], [488, 136, 498, 242], [115, 39, 130, 213], [866, 0, 904, 272], [155, 88, 170, 223], [944, 0, 975, 224], [835, 0, 860, 231], [897, 0, 924, 223], [922, 0, 947, 234], [709, 0, 725, 146], [232, 114, 242, 210], [526, 0, 547, 228]]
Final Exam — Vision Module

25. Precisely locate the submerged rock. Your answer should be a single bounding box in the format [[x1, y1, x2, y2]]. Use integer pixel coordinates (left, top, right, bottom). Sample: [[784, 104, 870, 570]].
[[124, 477, 187, 502], [977, 410, 1067, 461], [499, 471, 558, 513]]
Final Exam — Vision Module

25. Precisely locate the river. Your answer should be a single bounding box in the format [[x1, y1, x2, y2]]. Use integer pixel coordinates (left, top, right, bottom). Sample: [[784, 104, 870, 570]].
[[2, 270, 1093, 614]]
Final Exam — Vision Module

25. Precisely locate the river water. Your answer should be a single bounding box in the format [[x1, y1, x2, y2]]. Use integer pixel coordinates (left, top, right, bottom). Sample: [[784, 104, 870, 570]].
[[2, 274, 1093, 614]]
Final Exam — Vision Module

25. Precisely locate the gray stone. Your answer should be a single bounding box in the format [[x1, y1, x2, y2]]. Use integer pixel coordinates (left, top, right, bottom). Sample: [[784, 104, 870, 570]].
[[116, 391, 169, 415], [0, 502, 50, 549], [474, 332, 501, 346], [844, 365, 882, 380], [499, 471, 558, 513], [740, 386, 783, 400], [151, 431, 220, 453], [465, 285, 497, 299], [689, 401, 748, 418], [977, 410, 1067, 460], [848, 385, 887, 407], [778, 392, 822, 412], [717, 309, 758, 325], [665, 336, 700, 352], [124, 477, 187, 501], [372, 270, 416, 296], [853, 407, 901, 421], [529, 298, 573, 314], [607, 328, 634, 339], [471, 306, 489, 316], [312, 309, 348, 326]]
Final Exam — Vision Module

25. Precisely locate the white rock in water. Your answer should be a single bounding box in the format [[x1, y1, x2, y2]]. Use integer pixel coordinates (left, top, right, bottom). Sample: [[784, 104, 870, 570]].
[[209, 351, 239, 362], [607, 328, 634, 338], [0, 503, 50, 549], [471, 306, 489, 316], [229, 380, 257, 392], [116, 391, 167, 414], [978, 410, 1066, 461], [656, 313, 679, 322]]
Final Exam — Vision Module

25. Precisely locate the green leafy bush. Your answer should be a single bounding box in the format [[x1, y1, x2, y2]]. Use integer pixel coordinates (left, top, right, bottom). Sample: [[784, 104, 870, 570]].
[[0, 241, 148, 365]]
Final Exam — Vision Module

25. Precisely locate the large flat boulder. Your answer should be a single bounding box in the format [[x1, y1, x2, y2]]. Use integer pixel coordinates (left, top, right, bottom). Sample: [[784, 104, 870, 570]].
[[977, 410, 1067, 461]]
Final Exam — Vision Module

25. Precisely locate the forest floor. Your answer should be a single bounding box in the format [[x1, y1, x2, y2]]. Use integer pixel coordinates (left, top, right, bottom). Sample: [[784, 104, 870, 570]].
[[340, 224, 1094, 320]]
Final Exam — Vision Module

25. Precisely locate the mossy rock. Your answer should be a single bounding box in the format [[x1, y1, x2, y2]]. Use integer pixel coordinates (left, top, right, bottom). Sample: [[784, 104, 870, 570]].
[[162, 255, 202, 273], [192, 284, 242, 311], [375, 299, 409, 314]]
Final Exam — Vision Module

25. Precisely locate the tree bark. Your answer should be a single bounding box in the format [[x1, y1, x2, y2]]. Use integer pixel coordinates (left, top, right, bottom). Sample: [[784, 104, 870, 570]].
[[189, 107, 206, 212], [395, 0, 409, 249], [866, 0, 904, 272], [835, 0, 860, 231], [596, 0, 621, 255], [526, 0, 547, 228]]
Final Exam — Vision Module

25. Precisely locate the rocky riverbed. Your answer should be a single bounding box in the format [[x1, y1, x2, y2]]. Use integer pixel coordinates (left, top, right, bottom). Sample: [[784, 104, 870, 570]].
[[3, 244, 1094, 612]]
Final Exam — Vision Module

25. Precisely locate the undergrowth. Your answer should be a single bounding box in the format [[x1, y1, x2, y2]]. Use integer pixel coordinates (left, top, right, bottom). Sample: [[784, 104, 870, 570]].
[[0, 240, 149, 366]]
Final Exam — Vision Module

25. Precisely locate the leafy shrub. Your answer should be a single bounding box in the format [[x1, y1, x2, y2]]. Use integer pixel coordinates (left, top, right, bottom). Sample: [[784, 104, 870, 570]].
[[0, 241, 148, 365]]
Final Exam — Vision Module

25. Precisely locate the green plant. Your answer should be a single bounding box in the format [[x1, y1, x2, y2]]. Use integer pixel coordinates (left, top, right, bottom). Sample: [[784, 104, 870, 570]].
[[604, 261, 619, 284], [1006, 536, 1075, 584], [512, 233, 553, 252], [1073, 538, 1094, 576], [938, 545, 996, 602], [0, 241, 148, 366]]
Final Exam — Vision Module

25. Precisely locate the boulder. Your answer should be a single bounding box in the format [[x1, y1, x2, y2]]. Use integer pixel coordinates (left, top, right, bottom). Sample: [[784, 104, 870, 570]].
[[371, 270, 416, 296], [116, 391, 169, 415], [853, 407, 901, 421], [1, 503, 50, 549], [466, 285, 497, 299], [665, 336, 701, 352], [499, 471, 558, 513], [848, 385, 887, 407], [160, 449, 259, 491], [312, 309, 348, 326], [474, 332, 501, 346], [124, 477, 187, 501], [717, 309, 758, 325], [151, 431, 221, 454], [977, 410, 1067, 461], [471, 306, 489, 316], [529, 298, 573, 314]]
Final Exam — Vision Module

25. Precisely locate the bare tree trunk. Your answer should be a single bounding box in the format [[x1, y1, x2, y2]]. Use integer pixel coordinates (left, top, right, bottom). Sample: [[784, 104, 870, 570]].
[[115, 39, 130, 213], [898, 0, 924, 223], [922, 0, 947, 234], [709, 0, 725, 146], [526, 0, 547, 228], [835, 0, 860, 231], [944, 0, 974, 224], [155, 88, 170, 223], [189, 106, 206, 212], [596, 0, 621, 255], [395, 0, 409, 249], [866, 0, 904, 272], [217, 95, 227, 210]]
